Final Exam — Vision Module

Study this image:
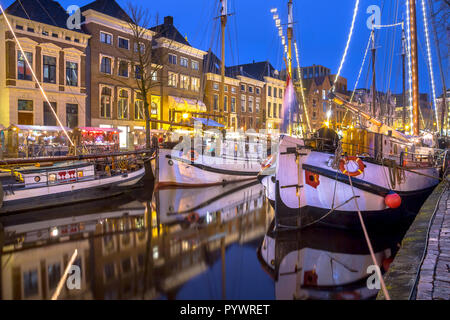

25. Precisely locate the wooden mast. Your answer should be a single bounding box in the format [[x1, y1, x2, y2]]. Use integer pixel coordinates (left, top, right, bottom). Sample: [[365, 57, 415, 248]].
[[409, 0, 420, 136], [402, 26, 407, 132], [220, 0, 227, 127], [287, 0, 293, 134]]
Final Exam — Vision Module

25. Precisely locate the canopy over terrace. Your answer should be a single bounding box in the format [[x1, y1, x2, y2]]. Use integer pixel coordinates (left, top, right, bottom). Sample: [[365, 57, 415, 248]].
[[168, 96, 208, 124], [192, 117, 224, 128]]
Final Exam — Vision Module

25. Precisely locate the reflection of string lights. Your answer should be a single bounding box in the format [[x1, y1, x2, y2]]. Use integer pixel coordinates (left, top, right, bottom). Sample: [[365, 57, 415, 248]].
[[0, 4, 74, 146], [294, 42, 311, 132], [405, 0, 414, 135], [420, 0, 439, 132]]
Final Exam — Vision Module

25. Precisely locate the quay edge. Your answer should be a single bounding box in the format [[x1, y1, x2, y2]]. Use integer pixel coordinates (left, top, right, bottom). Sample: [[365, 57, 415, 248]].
[[376, 175, 449, 300]]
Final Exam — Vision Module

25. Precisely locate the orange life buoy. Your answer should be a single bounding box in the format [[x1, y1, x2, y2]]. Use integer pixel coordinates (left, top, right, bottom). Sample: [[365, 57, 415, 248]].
[[186, 212, 200, 224], [339, 156, 365, 177], [184, 149, 199, 162], [261, 154, 275, 170]]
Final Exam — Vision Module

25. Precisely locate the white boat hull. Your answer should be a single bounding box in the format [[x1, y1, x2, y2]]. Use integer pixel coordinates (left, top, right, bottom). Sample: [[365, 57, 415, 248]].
[[152, 149, 261, 188], [267, 135, 441, 229]]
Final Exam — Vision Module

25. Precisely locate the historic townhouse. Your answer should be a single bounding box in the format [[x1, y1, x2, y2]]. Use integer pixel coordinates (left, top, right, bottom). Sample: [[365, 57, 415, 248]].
[[81, 0, 154, 148], [0, 0, 89, 128], [150, 16, 207, 127], [296, 65, 349, 131]]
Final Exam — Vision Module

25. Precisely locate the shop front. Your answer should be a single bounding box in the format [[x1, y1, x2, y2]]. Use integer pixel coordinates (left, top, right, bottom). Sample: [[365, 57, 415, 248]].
[[167, 96, 207, 127]]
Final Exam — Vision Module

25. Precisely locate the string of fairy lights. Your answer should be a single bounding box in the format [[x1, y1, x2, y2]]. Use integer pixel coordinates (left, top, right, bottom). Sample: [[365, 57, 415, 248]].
[[0, 3, 74, 146], [420, 0, 439, 133], [270, 7, 311, 135], [294, 42, 311, 133], [328, 0, 360, 125]]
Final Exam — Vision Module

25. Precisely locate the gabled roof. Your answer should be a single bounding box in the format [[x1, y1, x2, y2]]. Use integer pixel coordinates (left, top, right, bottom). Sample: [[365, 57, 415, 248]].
[[5, 0, 85, 33], [226, 61, 280, 81], [81, 0, 132, 23], [150, 16, 190, 47], [203, 50, 222, 74]]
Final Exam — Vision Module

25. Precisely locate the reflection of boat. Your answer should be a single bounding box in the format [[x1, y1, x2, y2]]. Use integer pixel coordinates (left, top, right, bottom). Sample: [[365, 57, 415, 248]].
[[257, 220, 402, 300], [154, 180, 264, 226], [0, 157, 146, 214]]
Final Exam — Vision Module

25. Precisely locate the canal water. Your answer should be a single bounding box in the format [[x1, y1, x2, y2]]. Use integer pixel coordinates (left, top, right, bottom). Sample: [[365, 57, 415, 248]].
[[0, 179, 416, 300]]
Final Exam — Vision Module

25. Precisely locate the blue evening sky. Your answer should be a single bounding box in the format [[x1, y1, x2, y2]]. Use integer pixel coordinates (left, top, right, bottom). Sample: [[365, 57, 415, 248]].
[[2, 0, 448, 97]]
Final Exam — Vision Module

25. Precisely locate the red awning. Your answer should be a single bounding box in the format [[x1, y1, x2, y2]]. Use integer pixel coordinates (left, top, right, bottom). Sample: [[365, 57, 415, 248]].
[[79, 127, 121, 133]]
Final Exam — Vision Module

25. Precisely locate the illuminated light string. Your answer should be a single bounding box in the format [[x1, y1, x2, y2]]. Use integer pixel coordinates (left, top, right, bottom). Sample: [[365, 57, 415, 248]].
[[405, 0, 414, 135], [332, 0, 360, 93], [350, 31, 373, 102], [294, 41, 311, 133], [0, 4, 74, 146], [420, 0, 439, 133]]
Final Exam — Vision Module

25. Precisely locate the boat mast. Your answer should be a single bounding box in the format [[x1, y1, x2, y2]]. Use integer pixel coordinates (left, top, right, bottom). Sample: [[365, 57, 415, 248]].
[[220, 0, 227, 128], [287, 0, 293, 134], [371, 31, 377, 118], [287, 0, 293, 77], [408, 0, 420, 136], [402, 26, 407, 132]]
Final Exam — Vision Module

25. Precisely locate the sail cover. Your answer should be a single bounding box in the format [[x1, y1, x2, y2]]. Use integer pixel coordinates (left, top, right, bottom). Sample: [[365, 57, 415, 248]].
[[281, 75, 298, 133]]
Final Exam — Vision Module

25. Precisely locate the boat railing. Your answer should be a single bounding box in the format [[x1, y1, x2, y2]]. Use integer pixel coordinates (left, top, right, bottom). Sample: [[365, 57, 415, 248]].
[[307, 137, 443, 168]]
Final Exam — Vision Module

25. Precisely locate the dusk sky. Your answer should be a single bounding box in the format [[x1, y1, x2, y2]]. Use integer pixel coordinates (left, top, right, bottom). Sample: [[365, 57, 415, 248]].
[[2, 0, 448, 97]]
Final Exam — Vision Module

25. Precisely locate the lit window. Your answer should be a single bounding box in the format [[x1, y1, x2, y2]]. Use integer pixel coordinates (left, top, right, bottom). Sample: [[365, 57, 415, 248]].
[[118, 89, 129, 119], [135, 92, 144, 120], [191, 77, 200, 92], [213, 82, 219, 90], [168, 72, 178, 87], [17, 51, 33, 81], [101, 87, 112, 118], [180, 75, 189, 90], [231, 97, 236, 112], [192, 60, 199, 70]]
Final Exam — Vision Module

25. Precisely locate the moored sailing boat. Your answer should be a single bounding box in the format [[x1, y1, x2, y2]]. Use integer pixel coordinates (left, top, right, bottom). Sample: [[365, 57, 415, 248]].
[[262, 0, 447, 229]]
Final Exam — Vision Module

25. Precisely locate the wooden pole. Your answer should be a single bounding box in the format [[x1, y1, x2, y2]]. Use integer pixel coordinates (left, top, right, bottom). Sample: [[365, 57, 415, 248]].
[[409, 0, 420, 136]]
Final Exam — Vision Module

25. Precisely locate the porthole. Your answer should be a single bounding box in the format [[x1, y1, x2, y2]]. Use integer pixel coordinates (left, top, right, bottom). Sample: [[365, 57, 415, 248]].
[[168, 160, 173, 166], [34, 176, 41, 183]]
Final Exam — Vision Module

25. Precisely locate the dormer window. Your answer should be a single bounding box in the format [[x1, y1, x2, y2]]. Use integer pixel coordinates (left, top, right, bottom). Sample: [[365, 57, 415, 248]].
[[42, 31, 49, 36], [27, 27, 34, 32], [16, 25, 23, 30], [52, 33, 58, 38]]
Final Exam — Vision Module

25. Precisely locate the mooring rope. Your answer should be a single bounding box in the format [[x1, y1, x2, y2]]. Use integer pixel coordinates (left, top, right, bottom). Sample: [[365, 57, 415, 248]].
[[346, 173, 391, 300]]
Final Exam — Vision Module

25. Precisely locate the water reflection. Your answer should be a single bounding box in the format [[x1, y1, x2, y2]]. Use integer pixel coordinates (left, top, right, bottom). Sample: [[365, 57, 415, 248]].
[[257, 221, 407, 300], [0, 180, 411, 300], [0, 181, 271, 300]]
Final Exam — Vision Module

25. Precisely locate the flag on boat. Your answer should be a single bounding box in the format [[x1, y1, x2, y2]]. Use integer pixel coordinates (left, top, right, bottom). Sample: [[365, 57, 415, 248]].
[[281, 75, 299, 133]]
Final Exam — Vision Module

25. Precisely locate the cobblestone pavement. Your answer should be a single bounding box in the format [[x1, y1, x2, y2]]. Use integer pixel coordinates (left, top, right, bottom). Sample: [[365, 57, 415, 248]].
[[416, 186, 450, 300]]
